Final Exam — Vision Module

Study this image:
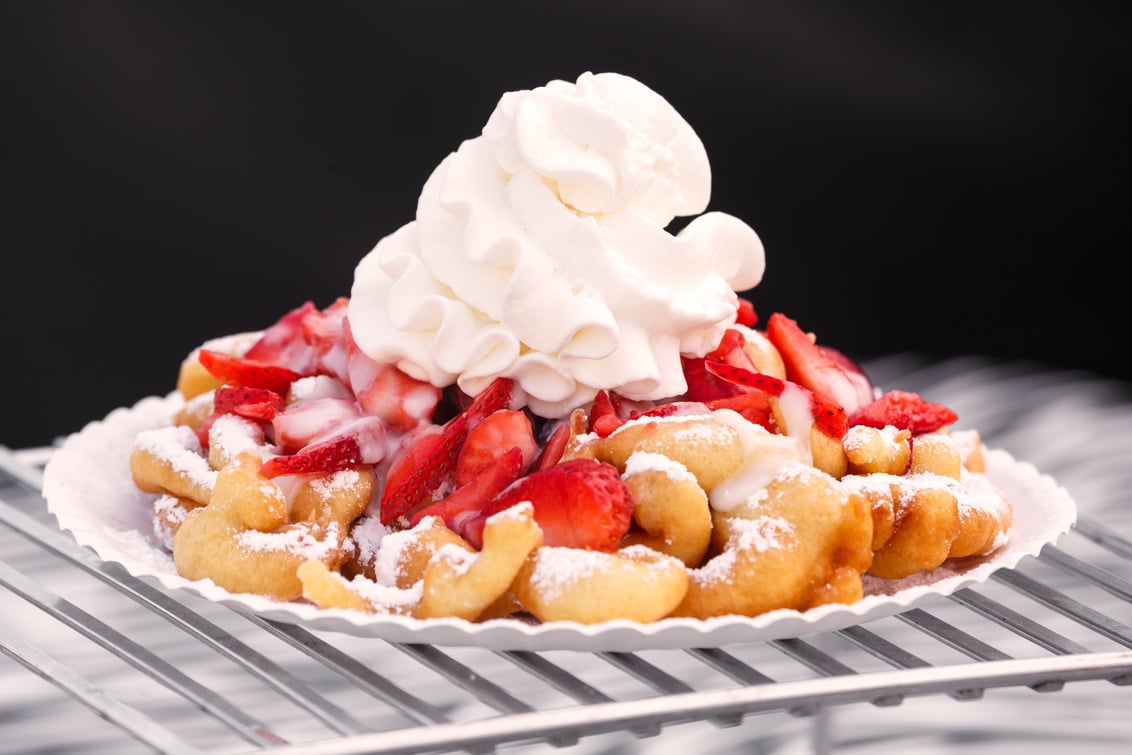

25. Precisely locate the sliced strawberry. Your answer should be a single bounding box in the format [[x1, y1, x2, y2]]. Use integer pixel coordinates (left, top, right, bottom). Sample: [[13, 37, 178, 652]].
[[848, 390, 958, 434], [682, 330, 754, 402], [212, 386, 285, 422], [587, 390, 624, 437], [198, 349, 303, 395], [532, 423, 571, 472], [261, 435, 363, 478], [764, 313, 874, 413], [625, 403, 688, 421], [454, 409, 536, 487], [705, 358, 848, 438], [464, 459, 634, 551], [244, 301, 319, 373], [704, 392, 775, 431], [354, 361, 442, 434], [271, 397, 361, 454], [260, 415, 387, 478], [378, 377, 515, 524], [409, 447, 524, 533], [736, 298, 758, 327]]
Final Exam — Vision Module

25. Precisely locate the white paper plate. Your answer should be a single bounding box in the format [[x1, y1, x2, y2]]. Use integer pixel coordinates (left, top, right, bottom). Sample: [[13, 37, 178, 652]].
[[42, 392, 1078, 651]]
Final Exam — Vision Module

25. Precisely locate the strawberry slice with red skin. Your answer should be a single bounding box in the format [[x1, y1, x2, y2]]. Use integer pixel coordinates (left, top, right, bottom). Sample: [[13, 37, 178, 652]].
[[463, 458, 634, 551], [532, 423, 571, 472], [212, 386, 286, 422], [736, 298, 758, 327], [705, 359, 848, 438], [704, 392, 775, 431], [848, 390, 958, 434], [243, 301, 319, 373], [260, 435, 363, 478], [454, 409, 536, 487], [378, 377, 515, 524], [409, 447, 524, 532], [198, 349, 303, 396], [681, 328, 757, 402], [764, 313, 874, 414], [260, 415, 388, 478], [587, 390, 624, 437]]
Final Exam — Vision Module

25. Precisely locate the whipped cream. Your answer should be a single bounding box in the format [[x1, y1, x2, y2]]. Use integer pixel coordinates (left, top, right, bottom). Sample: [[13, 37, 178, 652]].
[[349, 71, 766, 418]]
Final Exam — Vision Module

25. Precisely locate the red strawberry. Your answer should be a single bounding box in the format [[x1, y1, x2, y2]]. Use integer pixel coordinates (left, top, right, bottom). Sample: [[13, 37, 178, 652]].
[[736, 298, 758, 327], [703, 392, 775, 431], [587, 390, 624, 437], [532, 423, 571, 472], [354, 361, 442, 434], [764, 313, 874, 413], [848, 390, 958, 434], [682, 328, 757, 402], [378, 377, 515, 523], [212, 386, 286, 421], [464, 459, 634, 551], [454, 409, 536, 487], [198, 349, 303, 395], [705, 358, 848, 438], [260, 415, 388, 478], [409, 447, 525, 532], [243, 301, 319, 373], [261, 435, 363, 478]]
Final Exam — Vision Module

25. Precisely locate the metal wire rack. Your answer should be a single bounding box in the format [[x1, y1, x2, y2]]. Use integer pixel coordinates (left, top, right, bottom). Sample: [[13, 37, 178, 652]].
[[2, 442, 1131, 755]]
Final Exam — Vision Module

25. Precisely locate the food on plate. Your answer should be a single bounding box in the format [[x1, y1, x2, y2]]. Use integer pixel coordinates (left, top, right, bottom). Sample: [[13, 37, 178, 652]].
[[124, 71, 1013, 624]]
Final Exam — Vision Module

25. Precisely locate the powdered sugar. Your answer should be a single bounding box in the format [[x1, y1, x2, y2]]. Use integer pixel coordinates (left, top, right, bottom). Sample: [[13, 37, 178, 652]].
[[623, 450, 696, 482], [526, 547, 605, 600], [237, 521, 343, 561], [691, 515, 794, 586], [134, 425, 218, 490]]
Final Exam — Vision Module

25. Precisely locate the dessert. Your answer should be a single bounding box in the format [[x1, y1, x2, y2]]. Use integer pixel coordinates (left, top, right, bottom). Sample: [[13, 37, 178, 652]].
[[126, 72, 1012, 625]]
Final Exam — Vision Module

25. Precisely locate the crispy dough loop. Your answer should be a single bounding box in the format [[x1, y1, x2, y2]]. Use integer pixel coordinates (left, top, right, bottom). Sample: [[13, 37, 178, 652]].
[[672, 464, 873, 619], [512, 545, 688, 624], [172, 452, 350, 601], [619, 453, 712, 567], [564, 414, 744, 493], [300, 507, 543, 621], [130, 425, 216, 506]]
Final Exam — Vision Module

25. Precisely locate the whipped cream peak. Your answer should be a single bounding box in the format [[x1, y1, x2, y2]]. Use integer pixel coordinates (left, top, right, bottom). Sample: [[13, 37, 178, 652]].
[[348, 71, 766, 418]]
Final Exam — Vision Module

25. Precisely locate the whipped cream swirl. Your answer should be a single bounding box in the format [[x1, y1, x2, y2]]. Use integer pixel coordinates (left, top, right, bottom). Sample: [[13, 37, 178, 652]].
[[348, 72, 766, 418]]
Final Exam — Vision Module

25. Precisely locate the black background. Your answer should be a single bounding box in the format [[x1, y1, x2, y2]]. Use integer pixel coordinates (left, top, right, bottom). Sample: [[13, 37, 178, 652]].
[[2, 2, 1129, 450]]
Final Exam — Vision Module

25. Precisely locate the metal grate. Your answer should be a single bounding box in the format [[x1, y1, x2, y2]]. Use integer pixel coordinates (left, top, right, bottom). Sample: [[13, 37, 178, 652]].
[[2, 443, 1131, 754]]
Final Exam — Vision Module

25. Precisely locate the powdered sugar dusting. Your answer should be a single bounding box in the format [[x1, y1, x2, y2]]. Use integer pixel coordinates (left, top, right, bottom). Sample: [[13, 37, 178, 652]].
[[691, 514, 793, 587], [237, 521, 343, 561], [309, 468, 364, 500], [623, 451, 696, 482], [134, 425, 218, 490], [153, 494, 188, 550], [527, 547, 605, 600]]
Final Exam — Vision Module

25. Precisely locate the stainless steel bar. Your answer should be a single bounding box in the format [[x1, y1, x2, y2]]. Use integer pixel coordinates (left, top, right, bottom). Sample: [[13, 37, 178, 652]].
[[0, 559, 287, 747], [0, 620, 202, 755], [597, 651, 743, 728], [241, 652, 1132, 755], [497, 650, 663, 738], [0, 496, 376, 737], [390, 643, 536, 715], [248, 616, 452, 726], [1072, 516, 1132, 560], [994, 568, 1132, 649], [948, 587, 1093, 656], [1039, 545, 1132, 602], [772, 637, 904, 707], [897, 609, 1013, 662], [836, 624, 982, 700]]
